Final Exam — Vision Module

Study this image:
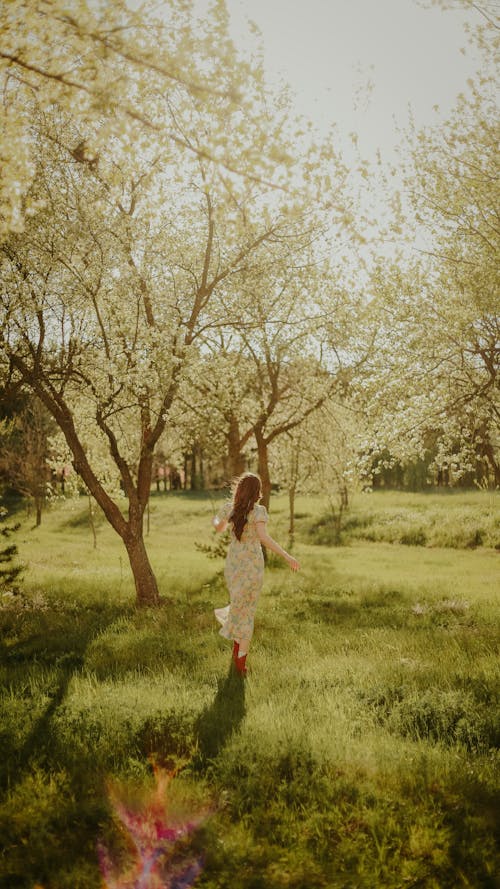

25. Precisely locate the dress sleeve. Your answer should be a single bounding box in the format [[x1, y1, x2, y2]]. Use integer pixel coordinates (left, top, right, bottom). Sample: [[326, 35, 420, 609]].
[[254, 504, 268, 523]]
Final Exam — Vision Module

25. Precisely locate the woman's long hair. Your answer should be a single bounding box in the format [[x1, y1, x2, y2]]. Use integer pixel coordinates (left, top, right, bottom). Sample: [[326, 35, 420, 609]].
[[229, 473, 262, 541]]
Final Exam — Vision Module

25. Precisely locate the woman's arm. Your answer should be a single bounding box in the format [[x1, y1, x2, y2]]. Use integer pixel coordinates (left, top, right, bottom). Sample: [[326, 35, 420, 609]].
[[256, 522, 300, 571]]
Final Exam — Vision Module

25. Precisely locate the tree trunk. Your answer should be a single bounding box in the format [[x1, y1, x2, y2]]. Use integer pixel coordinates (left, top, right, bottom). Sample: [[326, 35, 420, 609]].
[[124, 532, 160, 606], [288, 483, 296, 547], [34, 498, 42, 527], [199, 447, 205, 489], [227, 414, 246, 478], [88, 494, 97, 549], [190, 448, 197, 490], [340, 483, 349, 509], [288, 439, 300, 544], [255, 431, 271, 509], [21, 375, 161, 608], [483, 442, 500, 487]]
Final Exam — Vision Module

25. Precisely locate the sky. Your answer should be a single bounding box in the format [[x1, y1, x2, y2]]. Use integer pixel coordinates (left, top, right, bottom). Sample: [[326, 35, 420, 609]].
[[204, 0, 494, 262], [221, 0, 485, 164]]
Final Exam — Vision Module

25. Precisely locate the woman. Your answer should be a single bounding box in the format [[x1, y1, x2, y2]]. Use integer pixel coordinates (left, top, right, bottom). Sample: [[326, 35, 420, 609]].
[[213, 472, 300, 675]]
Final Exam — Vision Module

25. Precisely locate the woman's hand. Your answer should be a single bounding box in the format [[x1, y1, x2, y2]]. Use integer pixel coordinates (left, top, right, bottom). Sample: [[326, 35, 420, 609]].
[[212, 516, 227, 533], [287, 556, 300, 572]]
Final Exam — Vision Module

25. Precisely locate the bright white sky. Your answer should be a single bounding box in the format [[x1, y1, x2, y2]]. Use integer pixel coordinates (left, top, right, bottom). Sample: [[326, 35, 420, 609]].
[[223, 0, 484, 163], [210, 0, 491, 262]]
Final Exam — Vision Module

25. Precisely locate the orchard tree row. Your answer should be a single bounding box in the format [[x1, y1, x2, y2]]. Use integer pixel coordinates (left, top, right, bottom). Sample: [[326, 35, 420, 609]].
[[0, 0, 497, 605]]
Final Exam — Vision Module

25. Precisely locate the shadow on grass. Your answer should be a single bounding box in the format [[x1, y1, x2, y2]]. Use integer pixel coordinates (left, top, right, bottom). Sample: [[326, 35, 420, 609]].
[[193, 660, 246, 767], [0, 602, 126, 793], [294, 588, 409, 628]]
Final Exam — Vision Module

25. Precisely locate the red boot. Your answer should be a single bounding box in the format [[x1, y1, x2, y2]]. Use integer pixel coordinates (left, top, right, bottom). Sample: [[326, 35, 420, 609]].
[[235, 653, 247, 676], [232, 640, 239, 662]]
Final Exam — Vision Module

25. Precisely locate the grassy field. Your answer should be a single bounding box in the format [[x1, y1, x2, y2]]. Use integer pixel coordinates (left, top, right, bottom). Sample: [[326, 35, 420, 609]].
[[0, 489, 498, 888]]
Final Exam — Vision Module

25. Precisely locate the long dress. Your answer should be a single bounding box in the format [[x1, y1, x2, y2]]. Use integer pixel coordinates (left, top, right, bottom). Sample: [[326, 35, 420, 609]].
[[214, 501, 268, 645]]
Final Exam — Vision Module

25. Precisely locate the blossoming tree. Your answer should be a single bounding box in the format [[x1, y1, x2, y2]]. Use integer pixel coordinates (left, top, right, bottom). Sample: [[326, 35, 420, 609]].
[[0, 1, 348, 603]]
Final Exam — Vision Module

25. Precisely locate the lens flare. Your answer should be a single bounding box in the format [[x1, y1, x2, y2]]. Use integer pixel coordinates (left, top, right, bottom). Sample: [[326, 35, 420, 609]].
[[98, 766, 206, 889]]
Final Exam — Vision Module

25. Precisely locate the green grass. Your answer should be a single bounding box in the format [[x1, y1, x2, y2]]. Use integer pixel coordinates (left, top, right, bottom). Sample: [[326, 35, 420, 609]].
[[307, 489, 500, 550], [0, 490, 498, 888]]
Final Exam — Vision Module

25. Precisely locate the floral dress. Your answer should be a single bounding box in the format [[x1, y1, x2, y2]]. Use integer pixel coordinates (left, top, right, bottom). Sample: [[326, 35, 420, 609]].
[[214, 501, 268, 645]]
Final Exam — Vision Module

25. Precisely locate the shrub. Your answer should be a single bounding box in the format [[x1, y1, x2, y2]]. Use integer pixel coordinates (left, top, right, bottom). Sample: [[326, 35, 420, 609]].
[[400, 528, 427, 546], [363, 682, 499, 752], [0, 505, 23, 593], [464, 528, 484, 549], [307, 514, 344, 546], [0, 767, 103, 888]]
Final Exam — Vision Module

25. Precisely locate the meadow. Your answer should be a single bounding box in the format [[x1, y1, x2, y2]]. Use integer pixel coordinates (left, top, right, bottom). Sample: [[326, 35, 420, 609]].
[[0, 489, 498, 888]]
